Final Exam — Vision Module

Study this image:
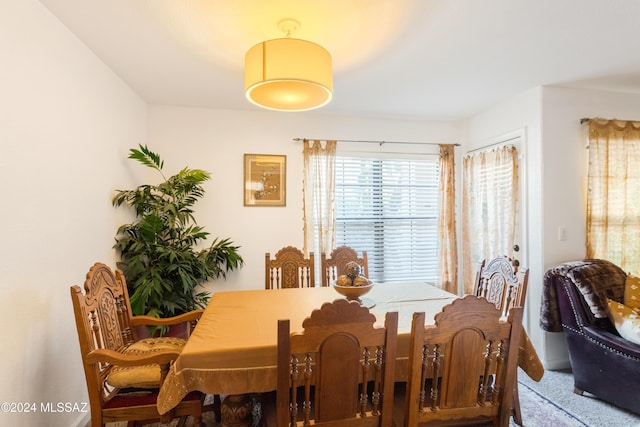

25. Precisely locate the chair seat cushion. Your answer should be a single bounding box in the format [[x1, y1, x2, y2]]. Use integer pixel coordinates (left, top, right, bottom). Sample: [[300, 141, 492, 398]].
[[107, 337, 186, 389], [607, 299, 640, 345]]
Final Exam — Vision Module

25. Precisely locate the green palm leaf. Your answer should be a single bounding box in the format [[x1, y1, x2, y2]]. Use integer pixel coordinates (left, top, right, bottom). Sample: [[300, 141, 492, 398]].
[[113, 146, 244, 319]]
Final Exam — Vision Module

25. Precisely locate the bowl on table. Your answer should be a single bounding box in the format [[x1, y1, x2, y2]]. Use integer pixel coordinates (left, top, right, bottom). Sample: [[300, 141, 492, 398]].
[[332, 281, 375, 307]]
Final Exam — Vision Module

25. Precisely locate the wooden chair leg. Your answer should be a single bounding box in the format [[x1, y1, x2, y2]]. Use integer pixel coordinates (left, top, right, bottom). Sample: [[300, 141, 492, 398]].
[[203, 394, 222, 422], [160, 410, 174, 425], [512, 381, 523, 426], [213, 394, 222, 422]]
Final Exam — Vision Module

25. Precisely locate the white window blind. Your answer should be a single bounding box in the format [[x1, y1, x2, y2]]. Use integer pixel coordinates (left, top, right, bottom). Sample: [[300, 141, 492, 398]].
[[334, 155, 440, 283]]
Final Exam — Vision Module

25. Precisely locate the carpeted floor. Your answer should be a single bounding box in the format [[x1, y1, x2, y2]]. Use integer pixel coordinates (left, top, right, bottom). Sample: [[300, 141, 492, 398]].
[[514, 380, 587, 427], [107, 369, 640, 427], [517, 368, 640, 427]]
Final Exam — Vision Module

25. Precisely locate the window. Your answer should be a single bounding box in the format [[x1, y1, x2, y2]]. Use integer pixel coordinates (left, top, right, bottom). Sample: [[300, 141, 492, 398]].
[[586, 119, 640, 274], [334, 154, 440, 283]]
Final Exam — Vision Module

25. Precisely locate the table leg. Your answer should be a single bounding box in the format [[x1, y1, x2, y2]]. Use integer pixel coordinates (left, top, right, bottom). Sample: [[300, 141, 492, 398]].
[[221, 394, 254, 427]]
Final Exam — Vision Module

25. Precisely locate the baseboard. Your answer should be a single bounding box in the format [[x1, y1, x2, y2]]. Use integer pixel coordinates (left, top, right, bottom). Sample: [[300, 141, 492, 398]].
[[541, 331, 571, 371], [543, 357, 571, 371], [69, 412, 90, 427]]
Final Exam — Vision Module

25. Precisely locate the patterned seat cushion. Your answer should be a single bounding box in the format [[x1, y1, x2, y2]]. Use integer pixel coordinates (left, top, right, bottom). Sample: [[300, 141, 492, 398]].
[[107, 337, 186, 389], [625, 274, 640, 310], [607, 299, 640, 346]]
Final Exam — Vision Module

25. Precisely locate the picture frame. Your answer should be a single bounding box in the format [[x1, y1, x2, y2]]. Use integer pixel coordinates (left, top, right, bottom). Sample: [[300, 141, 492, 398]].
[[244, 154, 286, 206]]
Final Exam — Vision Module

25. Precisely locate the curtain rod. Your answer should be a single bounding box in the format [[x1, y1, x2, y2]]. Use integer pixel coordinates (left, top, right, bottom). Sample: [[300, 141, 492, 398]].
[[580, 117, 640, 124], [466, 136, 520, 155], [293, 138, 460, 147]]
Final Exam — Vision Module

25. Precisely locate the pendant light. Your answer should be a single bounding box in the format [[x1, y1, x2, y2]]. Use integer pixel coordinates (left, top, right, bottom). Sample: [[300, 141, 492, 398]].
[[244, 19, 333, 112]]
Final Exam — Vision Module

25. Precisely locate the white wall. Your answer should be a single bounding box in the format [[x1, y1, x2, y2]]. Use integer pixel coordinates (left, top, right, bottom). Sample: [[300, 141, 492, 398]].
[[147, 106, 462, 294], [540, 86, 640, 368], [0, 2, 147, 426], [463, 87, 546, 356], [465, 85, 640, 370]]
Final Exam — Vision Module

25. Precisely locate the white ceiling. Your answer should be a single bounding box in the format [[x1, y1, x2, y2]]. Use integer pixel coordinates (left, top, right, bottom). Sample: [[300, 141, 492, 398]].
[[39, 0, 640, 121]]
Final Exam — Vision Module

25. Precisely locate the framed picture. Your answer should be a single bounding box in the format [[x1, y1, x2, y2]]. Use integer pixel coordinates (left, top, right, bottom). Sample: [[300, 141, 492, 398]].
[[244, 154, 286, 206]]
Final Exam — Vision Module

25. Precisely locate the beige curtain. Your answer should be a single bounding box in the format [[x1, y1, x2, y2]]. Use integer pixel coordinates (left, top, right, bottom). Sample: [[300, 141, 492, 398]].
[[461, 145, 518, 294], [303, 140, 337, 262], [587, 119, 640, 274], [438, 144, 458, 294]]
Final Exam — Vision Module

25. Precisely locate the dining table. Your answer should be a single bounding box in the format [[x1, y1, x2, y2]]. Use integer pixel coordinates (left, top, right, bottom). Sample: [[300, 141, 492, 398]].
[[157, 282, 543, 426]]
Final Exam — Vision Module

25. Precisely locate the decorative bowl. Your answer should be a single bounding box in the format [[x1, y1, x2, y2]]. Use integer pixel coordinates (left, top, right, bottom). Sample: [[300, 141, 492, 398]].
[[332, 282, 374, 305]]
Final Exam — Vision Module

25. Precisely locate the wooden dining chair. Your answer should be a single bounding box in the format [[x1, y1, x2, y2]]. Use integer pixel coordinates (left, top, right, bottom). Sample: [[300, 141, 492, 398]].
[[474, 255, 529, 318], [320, 245, 369, 287], [70, 262, 217, 427], [265, 246, 315, 289], [474, 255, 529, 425], [268, 299, 398, 427], [403, 296, 524, 427]]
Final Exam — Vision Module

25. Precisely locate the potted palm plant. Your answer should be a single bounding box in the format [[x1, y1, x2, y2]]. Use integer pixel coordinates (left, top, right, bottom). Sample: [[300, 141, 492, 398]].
[[112, 145, 243, 323]]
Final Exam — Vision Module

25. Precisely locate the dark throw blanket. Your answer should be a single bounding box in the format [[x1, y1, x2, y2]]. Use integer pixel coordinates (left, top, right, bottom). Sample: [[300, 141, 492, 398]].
[[540, 259, 626, 332]]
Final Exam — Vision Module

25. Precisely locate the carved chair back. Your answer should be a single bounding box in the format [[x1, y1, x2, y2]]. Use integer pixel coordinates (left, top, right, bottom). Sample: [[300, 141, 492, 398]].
[[321, 245, 369, 287], [71, 263, 137, 414], [276, 299, 398, 426], [475, 255, 529, 318], [404, 296, 523, 427], [265, 246, 315, 289]]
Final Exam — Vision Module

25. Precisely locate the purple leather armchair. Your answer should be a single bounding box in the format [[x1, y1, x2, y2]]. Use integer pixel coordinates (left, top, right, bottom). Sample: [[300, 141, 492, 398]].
[[541, 259, 640, 415]]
